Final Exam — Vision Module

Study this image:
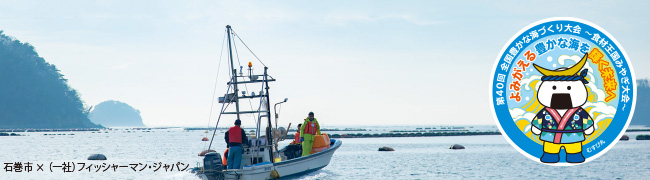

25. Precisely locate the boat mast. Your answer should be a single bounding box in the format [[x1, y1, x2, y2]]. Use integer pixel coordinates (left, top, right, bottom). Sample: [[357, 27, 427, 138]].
[[264, 67, 274, 162], [219, 25, 277, 163], [226, 25, 241, 120]]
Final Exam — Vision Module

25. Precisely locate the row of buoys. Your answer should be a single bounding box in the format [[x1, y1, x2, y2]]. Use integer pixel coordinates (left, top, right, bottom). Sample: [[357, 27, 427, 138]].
[[618, 134, 650, 141], [89, 131, 152, 133], [0, 133, 21, 136], [327, 131, 501, 138], [377, 144, 466, 151], [370, 134, 645, 152]]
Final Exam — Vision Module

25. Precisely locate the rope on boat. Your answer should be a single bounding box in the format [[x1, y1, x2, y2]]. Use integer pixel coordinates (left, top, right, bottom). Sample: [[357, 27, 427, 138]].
[[231, 29, 267, 67], [207, 82, 234, 151], [204, 28, 228, 150]]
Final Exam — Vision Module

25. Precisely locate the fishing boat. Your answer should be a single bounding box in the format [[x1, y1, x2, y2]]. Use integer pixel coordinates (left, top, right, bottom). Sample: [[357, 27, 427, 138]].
[[193, 25, 342, 180]]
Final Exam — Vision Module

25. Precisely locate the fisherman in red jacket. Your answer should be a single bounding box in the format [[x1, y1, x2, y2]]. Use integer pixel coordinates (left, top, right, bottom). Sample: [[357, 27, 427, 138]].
[[224, 119, 248, 169]]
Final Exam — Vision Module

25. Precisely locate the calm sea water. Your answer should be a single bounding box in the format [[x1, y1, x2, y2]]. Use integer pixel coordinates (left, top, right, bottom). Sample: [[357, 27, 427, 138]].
[[1, 128, 649, 179]]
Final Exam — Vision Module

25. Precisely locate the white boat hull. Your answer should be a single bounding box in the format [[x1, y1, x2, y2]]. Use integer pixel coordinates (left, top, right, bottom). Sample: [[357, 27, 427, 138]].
[[223, 139, 341, 180]]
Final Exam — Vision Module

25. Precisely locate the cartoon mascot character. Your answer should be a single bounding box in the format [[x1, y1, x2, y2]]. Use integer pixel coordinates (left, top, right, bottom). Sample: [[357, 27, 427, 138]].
[[530, 53, 594, 163]]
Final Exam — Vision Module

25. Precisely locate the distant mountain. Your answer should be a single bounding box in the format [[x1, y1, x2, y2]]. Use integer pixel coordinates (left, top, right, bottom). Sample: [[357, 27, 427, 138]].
[[631, 79, 650, 126], [89, 100, 144, 127], [0, 31, 101, 129]]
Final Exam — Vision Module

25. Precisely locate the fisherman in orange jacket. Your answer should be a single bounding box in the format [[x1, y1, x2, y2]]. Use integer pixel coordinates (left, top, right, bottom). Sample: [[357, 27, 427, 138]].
[[222, 148, 229, 169], [291, 124, 302, 145]]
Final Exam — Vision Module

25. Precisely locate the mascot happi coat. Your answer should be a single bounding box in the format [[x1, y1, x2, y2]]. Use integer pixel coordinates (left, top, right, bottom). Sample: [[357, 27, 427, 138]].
[[530, 53, 594, 163]]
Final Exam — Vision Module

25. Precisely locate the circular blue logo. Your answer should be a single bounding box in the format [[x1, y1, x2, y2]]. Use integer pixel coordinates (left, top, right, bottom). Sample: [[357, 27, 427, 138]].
[[489, 17, 636, 165]]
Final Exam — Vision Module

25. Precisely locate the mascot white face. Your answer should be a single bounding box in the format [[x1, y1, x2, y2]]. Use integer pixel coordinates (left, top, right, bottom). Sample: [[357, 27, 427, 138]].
[[537, 80, 588, 109]]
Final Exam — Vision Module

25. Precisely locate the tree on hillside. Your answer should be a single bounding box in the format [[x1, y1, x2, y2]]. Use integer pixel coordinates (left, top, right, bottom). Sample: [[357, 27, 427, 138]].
[[0, 31, 101, 128]]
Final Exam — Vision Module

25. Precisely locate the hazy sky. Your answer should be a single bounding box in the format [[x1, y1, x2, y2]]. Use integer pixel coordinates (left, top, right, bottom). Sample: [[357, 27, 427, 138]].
[[1, 1, 648, 127]]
